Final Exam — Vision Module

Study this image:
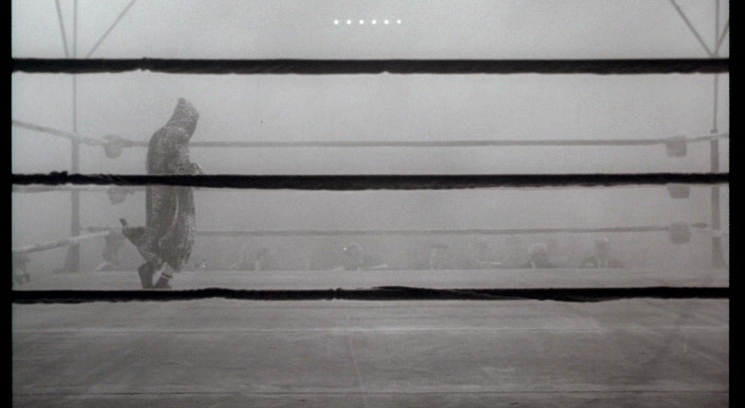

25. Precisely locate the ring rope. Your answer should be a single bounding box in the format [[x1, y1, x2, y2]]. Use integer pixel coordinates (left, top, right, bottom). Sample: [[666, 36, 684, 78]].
[[13, 231, 110, 255], [9, 183, 716, 194], [13, 185, 115, 193], [195, 224, 709, 237], [84, 223, 708, 237], [13, 119, 729, 149], [12, 287, 729, 304], [11, 58, 728, 75], [12, 174, 729, 190], [14, 221, 717, 257], [13, 120, 109, 146]]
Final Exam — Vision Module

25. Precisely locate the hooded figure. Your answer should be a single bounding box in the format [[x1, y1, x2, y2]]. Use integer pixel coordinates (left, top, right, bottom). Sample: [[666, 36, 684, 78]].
[[121, 98, 202, 289]]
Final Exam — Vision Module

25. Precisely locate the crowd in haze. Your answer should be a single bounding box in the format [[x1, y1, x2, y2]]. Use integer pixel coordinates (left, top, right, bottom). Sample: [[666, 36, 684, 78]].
[[12, 235, 628, 287], [78, 235, 625, 275]]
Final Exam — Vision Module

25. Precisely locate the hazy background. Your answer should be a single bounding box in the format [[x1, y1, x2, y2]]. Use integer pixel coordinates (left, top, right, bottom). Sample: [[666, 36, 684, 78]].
[[10, 72, 730, 175], [11, 1, 729, 278], [11, 0, 729, 59]]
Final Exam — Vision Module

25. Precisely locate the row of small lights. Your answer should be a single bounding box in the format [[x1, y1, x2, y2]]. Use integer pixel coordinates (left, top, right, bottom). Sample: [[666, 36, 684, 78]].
[[334, 19, 402, 25]]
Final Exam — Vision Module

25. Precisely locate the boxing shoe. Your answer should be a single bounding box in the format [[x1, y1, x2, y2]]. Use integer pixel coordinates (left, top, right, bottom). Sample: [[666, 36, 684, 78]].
[[137, 263, 154, 289], [153, 273, 173, 290]]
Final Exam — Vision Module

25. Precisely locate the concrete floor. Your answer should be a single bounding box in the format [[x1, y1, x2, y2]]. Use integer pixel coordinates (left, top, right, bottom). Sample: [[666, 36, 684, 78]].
[[12, 295, 728, 407]]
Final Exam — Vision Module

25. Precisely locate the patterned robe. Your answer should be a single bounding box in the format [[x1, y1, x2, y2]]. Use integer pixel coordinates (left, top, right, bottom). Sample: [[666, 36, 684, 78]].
[[122, 98, 201, 272]]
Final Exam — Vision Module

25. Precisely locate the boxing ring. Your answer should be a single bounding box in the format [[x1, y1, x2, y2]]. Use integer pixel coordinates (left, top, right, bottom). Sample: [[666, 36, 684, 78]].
[[11, 124, 729, 296], [11, 2, 729, 407], [11, 83, 730, 406]]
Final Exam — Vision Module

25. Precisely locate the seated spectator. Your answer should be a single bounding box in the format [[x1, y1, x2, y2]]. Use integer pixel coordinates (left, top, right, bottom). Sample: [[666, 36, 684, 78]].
[[193, 258, 209, 271], [428, 243, 449, 270], [231, 242, 255, 270], [13, 253, 31, 287], [581, 238, 624, 268], [254, 248, 280, 271], [231, 246, 279, 271], [339, 242, 388, 271], [469, 238, 503, 269], [523, 242, 558, 269]]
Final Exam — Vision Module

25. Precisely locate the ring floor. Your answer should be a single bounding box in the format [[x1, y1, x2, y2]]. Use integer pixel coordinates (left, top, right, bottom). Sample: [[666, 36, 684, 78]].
[[13, 285, 728, 407]]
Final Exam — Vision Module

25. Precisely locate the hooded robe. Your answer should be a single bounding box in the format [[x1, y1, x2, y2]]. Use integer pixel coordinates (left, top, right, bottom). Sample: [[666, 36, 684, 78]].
[[122, 98, 201, 272]]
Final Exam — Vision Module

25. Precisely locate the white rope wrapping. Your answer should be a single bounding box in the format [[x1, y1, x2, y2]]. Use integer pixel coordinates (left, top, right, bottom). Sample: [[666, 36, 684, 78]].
[[13, 231, 110, 255]]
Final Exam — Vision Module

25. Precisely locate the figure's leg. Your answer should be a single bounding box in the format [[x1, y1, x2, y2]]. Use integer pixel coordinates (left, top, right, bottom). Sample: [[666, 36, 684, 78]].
[[136, 248, 165, 289], [153, 266, 173, 289], [121, 219, 167, 289], [153, 274, 172, 289], [137, 244, 165, 289], [137, 264, 153, 289]]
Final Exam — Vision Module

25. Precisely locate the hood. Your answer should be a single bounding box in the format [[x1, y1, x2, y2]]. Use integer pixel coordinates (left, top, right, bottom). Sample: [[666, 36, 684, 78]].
[[165, 98, 199, 138]]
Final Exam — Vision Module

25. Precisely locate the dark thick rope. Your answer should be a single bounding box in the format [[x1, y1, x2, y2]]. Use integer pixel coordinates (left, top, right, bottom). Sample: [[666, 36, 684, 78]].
[[12, 58, 728, 75], [11, 173, 729, 190], [11, 287, 729, 304]]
